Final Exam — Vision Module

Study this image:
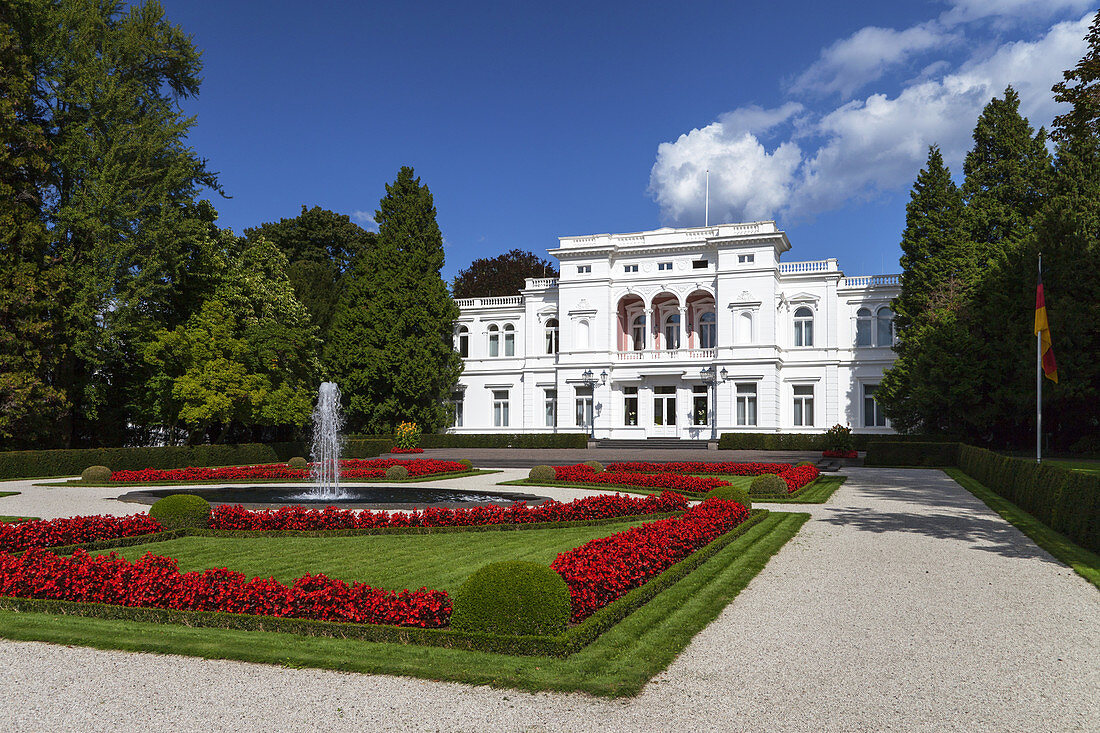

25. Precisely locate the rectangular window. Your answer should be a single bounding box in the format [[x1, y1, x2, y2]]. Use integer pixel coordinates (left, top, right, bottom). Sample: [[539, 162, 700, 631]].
[[450, 392, 464, 427], [738, 254, 755, 264], [504, 327, 514, 356], [658, 262, 672, 271], [653, 385, 676, 426], [736, 383, 757, 426], [492, 390, 509, 427], [544, 389, 557, 427], [575, 386, 593, 428], [864, 384, 886, 427], [577, 265, 591, 274], [692, 259, 709, 269], [623, 264, 638, 273], [692, 385, 709, 426], [623, 386, 638, 426], [793, 385, 814, 427]]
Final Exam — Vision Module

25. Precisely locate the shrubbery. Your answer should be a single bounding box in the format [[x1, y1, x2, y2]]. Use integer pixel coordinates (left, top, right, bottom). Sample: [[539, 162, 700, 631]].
[[288, 457, 307, 469], [705, 485, 751, 511], [749, 474, 788, 495], [81, 466, 112, 482], [385, 465, 409, 480], [529, 465, 555, 483], [149, 494, 212, 530], [583, 460, 604, 472], [450, 561, 571, 636], [457, 459, 473, 469]]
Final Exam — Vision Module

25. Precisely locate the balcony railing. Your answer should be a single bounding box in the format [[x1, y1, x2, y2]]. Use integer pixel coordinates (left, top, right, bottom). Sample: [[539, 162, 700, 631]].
[[524, 277, 559, 289], [615, 348, 716, 361], [779, 259, 838, 274], [840, 274, 901, 288], [454, 295, 524, 308]]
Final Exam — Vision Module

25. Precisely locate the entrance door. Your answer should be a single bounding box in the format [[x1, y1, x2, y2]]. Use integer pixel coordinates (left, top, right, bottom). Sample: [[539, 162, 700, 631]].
[[652, 385, 677, 437]]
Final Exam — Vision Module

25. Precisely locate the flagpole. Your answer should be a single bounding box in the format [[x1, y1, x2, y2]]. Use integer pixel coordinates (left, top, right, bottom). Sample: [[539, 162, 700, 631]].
[[1037, 252, 1042, 464]]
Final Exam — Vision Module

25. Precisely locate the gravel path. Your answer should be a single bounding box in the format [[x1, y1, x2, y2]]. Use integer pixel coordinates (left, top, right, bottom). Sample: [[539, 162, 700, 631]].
[[1, 468, 1098, 732]]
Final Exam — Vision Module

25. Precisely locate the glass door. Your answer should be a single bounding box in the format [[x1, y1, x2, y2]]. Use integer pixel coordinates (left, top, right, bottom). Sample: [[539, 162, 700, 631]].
[[652, 386, 677, 437]]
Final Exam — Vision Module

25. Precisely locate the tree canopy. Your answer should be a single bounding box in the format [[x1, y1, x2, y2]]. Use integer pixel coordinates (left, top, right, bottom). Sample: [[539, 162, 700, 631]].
[[452, 249, 558, 298]]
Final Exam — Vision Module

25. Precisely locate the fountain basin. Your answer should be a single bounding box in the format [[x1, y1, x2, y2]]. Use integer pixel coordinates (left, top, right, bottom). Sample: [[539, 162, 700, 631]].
[[117, 486, 551, 510]]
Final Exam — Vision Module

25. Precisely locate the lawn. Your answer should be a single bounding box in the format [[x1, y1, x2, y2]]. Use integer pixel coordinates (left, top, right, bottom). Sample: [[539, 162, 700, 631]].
[[502, 475, 847, 504], [96, 518, 653, 591], [1045, 459, 1100, 475], [0, 511, 808, 696], [0, 492, 18, 499]]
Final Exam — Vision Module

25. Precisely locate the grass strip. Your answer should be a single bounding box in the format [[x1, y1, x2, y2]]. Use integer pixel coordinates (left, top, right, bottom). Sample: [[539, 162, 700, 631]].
[[40, 469, 498, 488], [0, 512, 806, 695], [1, 516, 37, 524], [500, 475, 846, 504], [0, 492, 19, 499], [751, 475, 846, 504], [945, 468, 1100, 589]]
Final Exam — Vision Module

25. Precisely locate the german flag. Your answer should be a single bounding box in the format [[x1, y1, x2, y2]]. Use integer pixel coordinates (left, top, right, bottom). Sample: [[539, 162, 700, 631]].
[[1035, 271, 1058, 383]]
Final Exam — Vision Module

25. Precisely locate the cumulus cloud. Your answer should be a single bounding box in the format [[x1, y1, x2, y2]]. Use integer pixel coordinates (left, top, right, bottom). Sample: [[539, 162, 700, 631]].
[[351, 210, 379, 232], [649, 11, 1092, 226], [940, 0, 1096, 26]]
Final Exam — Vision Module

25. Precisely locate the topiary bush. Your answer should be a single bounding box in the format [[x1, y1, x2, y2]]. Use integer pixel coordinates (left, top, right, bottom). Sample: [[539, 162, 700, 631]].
[[81, 465, 112, 483], [450, 561, 572, 636], [457, 458, 473, 469], [706, 485, 752, 511], [149, 494, 212, 530], [288, 456, 308, 469], [385, 465, 409, 480], [528, 465, 555, 483], [583, 460, 604, 472], [796, 461, 816, 468], [749, 473, 789, 495]]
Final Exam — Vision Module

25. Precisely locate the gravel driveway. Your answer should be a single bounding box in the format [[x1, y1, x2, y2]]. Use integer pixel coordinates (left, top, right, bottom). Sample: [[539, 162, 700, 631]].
[[0, 467, 1097, 732]]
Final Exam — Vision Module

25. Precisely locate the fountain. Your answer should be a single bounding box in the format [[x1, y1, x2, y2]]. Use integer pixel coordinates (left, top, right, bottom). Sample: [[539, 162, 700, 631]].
[[307, 381, 346, 500]]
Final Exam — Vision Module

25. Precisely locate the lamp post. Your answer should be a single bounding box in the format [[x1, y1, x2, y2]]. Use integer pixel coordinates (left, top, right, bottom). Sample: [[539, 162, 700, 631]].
[[700, 365, 730, 441], [581, 368, 608, 439]]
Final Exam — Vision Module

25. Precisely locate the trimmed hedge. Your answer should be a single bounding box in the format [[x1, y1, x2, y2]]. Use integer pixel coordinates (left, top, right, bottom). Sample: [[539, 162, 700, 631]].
[[384, 465, 409, 480], [865, 441, 1100, 553], [349, 433, 589, 449], [749, 474, 788, 495], [706, 485, 752, 511], [0, 439, 388, 480], [149, 494, 212, 530], [718, 432, 956, 451], [81, 466, 112, 482], [451, 561, 571, 636]]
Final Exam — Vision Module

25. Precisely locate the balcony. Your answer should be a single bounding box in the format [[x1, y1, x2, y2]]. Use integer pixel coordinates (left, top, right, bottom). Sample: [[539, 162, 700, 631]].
[[839, 274, 901, 288], [524, 277, 559, 290], [615, 348, 716, 361], [454, 295, 524, 308]]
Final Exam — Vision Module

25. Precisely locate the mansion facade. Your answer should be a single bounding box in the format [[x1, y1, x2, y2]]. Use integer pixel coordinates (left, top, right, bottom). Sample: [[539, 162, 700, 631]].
[[449, 221, 901, 441]]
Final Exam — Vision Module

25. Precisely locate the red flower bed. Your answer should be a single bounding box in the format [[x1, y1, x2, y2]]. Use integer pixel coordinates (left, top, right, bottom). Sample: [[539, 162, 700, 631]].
[[110, 458, 467, 483], [390, 448, 424, 454], [0, 515, 163, 553], [822, 450, 857, 458], [209, 491, 689, 531], [553, 464, 728, 494], [605, 461, 819, 493], [550, 498, 749, 621], [0, 548, 450, 627]]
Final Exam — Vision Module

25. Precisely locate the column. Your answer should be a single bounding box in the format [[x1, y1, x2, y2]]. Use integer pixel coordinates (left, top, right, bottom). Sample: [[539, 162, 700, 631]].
[[678, 306, 688, 352]]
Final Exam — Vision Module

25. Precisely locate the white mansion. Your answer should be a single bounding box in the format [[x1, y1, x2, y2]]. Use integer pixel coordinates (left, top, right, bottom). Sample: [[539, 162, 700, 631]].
[[449, 221, 901, 441]]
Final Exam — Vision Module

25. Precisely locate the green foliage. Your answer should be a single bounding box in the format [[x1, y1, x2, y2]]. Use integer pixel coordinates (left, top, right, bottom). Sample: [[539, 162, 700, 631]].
[[394, 421, 422, 450], [326, 167, 462, 433], [749, 474, 788, 495], [385, 465, 409, 480], [80, 466, 111, 482], [149, 494, 212, 530], [450, 561, 572, 636], [705, 485, 751, 511], [451, 249, 558, 299], [288, 457, 307, 469], [584, 460, 604, 472], [796, 461, 816, 467], [457, 459, 473, 469], [823, 424, 853, 452], [415, 433, 587, 449], [864, 442, 962, 467], [529, 465, 555, 482], [1051, 11, 1100, 144]]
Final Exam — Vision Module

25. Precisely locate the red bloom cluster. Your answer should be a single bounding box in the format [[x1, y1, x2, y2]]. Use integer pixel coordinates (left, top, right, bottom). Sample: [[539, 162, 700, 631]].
[[553, 464, 728, 494], [209, 491, 689, 531], [822, 450, 857, 458], [389, 448, 425, 454], [110, 459, 467, 483], [606, 461, 820, 493], [0, 514, 163, 553], [550, 498, 749, 621], [0, 549, 451, 627]]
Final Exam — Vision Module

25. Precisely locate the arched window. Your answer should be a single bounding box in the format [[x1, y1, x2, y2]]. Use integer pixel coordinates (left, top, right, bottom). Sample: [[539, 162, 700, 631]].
[[664, 313, 680, 350], [487, 324, 499, 357], [577, 319, 590, 349], [793, 307, 814, 347], [738, 312, 754, 344], [456, 325, 469, 358], [544, 318, 559, 354], [631, 314, 646, 350], [698, 312, 716, 349], [503, 323, 515, 356], [856, 308, 872, 347], [876, 307, 894, 347]]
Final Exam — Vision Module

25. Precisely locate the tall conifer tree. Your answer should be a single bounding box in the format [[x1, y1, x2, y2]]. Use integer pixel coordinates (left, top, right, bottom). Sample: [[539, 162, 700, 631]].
[[326, 167, 462, 432]]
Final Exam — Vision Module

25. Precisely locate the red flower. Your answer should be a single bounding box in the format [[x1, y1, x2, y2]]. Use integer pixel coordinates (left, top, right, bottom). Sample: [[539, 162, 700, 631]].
[[602, 461, 819, 493], [0, 514, 163, 553]]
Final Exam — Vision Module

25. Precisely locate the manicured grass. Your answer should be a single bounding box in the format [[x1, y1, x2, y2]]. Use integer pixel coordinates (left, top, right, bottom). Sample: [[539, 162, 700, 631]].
[[1045, 459, 1100, 475], [0, 511, 807, 696], [0, 516, 37, 524], [945, 468, 1100, 589], [751, 475, 846, 504], [94, 518, 652, 591], [0, 492, 18, 498], [40, 469, 497, 488], [503, 475, 846, 504]]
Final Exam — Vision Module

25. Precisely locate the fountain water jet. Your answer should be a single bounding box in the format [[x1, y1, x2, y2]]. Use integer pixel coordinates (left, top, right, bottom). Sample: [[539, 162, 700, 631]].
[[307, 382, 346, 499]]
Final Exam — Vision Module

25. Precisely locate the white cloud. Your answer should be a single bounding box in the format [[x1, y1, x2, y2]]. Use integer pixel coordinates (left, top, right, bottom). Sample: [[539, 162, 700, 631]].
[[351, 210, 379, 232], [649, 12, 1092, 226], [940, 0, 1096, 26]]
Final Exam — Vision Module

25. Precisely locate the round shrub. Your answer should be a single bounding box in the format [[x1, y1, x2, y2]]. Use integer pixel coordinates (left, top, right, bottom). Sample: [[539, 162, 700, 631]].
[[706, 485, 752, 511], [450, 561, 572, 636], [385, 465, 409, 480], [528, 465, 555, 483], [458, 458, 473, 469], [750, 473, 789, 495], [149, 494, 212, 530], [81, 466, 112, 483], [796, 461, 816, 468], [288, 456, 308, 469], [583, 460, 604, 472]]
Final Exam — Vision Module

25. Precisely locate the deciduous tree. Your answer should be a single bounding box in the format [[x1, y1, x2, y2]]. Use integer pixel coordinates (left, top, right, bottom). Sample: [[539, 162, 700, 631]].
[[452, 249, 558, 299]]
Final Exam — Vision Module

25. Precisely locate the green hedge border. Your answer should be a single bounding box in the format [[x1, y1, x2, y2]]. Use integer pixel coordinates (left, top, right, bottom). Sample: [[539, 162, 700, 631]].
[[717, 432, 955, 451], [499, 475, 840, 503], [49, 468, 497, 488], [0, 509, 772, 657], [349, 433, 590, 449]]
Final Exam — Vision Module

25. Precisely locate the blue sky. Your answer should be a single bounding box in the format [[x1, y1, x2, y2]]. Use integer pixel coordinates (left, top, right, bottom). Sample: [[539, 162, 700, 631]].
[[160, 1, 1096, 281]]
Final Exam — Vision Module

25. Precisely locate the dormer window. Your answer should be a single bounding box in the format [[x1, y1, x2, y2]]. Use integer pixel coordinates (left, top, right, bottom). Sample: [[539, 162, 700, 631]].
[[577, 265, 592, 274]]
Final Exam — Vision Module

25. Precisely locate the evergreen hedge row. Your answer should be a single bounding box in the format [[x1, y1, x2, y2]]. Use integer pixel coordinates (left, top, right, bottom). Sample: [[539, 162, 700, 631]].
[[351, 433, 589, 449], [716, 432, 954, 451], [0, 439, 389, 480], [865, 441, 1100, 553]]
